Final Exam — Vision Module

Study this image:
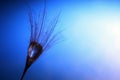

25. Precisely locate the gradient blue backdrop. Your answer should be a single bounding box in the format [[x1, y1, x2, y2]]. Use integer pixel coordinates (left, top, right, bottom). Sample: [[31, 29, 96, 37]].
[[1, 0, 120, 80]]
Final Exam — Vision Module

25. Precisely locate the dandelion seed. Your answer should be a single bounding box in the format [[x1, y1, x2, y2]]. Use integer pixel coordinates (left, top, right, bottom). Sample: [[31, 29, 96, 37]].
[[20, 2, 62, 80]]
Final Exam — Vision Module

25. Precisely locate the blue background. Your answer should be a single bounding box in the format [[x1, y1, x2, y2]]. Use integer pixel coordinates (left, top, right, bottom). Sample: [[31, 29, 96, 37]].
[[1, 0, 120, 80]]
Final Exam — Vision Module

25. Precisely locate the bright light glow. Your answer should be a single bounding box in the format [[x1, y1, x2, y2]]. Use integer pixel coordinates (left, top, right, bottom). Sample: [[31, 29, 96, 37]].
[[64, 4, 120, 79]]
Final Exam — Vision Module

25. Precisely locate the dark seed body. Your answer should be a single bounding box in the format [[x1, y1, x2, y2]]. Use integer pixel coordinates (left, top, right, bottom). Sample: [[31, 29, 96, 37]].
[[28, 41, 43, 61], [20, 42, 43, 80]]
